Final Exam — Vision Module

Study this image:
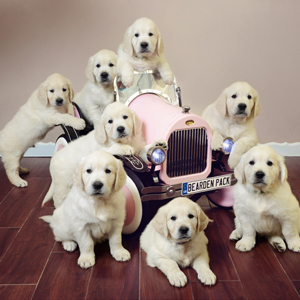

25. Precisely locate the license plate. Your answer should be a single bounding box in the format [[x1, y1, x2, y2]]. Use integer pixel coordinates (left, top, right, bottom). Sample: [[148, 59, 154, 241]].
[[182, 174, 232, 196]]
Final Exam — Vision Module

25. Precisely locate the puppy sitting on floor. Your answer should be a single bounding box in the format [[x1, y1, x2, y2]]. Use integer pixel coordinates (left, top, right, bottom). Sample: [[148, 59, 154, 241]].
[[230, 145, 300, 253], [117, 17, 174, 87], [41, 150, 130, 269], [0, 73, 85, 187], [73, 49, 118, 126], [140, 197, 216, 287], [202, 82, 260, 169]]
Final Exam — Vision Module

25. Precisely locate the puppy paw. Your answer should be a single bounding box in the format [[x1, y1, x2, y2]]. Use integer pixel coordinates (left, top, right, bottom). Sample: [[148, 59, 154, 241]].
[[161, 71, 174, 85], [268, 236, 286, 252], [119, 145, 135, 156], [211, 135, 224, 151], [62, 241, 77, 252], [198, 269, 217, 286], [154, 139, 168, 150], [235, 238, 255, 252], [287, 238, 300, 253], [121, 74, 134, 88], [229, 229, 242, 241], [167, 270, 187, 287], [11, 178, 28, 188], [72, 118, 86, 130], [228, 153, 241, 169], [78, 254, 95, 269], [111, 247, 131, 262]]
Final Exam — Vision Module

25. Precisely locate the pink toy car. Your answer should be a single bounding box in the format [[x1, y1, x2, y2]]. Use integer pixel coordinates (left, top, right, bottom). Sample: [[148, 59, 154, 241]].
[[55, 71, 236, 234]]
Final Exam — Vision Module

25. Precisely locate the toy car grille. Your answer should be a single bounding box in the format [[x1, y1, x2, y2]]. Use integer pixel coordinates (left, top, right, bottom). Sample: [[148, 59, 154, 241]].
[[166, 128, 208, 177]]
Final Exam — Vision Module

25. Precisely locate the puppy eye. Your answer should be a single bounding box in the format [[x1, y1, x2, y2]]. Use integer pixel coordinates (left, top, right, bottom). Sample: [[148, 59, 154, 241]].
[[249, 160, 255, 165], [86, 169, 92, 174], [109, 63, 114, 67], [123, 115, 128, 120], [231, 94, 237, 99], [248, 95, 252, 100], [62, 88, 67, 92], [135, 33, 139, 37], [188, 214, 194, 219], [96, 64, 100, 68], [105, 169, 111, 174], [108, 119, 113, 124], [170, 216, 177, 221], [267, 161, 273, 166], [149, 33, 153, 36], [50, 89, 54, 93]]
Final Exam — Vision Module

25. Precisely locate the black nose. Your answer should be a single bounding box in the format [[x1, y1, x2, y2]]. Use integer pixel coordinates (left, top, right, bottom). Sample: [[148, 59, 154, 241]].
[[117, 126, 125, 133], [140, 42, 148, 49], [56, 98, 64, 106], [179, 226, 189, 235], [238, 103, 247, 111], [101, 72, 108, 79], [255, 171, 265, 179], [93, 181, 103, 190]]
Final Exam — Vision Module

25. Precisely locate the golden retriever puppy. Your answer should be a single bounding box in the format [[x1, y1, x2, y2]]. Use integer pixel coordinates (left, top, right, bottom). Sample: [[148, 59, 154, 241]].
[[73, 49, 118, 126], [140, 197, 216, 287], [117, 17, 174, 87], [0, 73, 85, 187], [230, 145, 300, 253], [202, 82, 261, 169], [41, 150, 130, 269], [42, 101, 165, 208]]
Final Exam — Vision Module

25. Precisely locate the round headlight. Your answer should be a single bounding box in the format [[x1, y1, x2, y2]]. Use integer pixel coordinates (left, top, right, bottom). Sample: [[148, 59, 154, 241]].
[[147, 147, 166, 165], [222, 138, 234, 154]]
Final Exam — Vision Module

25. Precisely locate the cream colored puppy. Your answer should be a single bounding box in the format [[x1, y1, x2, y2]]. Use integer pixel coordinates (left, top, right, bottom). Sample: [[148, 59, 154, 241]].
[[41, 150, 130, 269], [202, 82, 260, 169], [0, 73, 85, 187], [73, 49, 117, 126], [140, 197, 216, 287], [42, 102, 165, 207], [230, 145, 300, 253], [117, 17, 174, 87]]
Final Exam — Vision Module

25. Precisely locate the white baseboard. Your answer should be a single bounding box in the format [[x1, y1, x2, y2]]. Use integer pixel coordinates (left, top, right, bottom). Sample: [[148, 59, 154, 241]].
[[2, 141, 299, 158]]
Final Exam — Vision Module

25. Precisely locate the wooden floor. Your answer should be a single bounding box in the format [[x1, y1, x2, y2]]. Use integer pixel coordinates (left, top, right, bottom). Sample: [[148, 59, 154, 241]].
[[0, 157, 300, 300]]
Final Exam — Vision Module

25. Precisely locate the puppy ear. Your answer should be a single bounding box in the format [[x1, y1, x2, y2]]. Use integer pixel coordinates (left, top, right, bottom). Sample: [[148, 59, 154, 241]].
[[234, 153, 246, 184], [156, 30, 164, 56], [37, 82, 48, 106], [152, 207, 168, 237], [132, 110, 142, 137], [85, 56, 96, 84], [67, 79, 75, 103], [73, 157, 84, 191], [95, 117, 108, 144], [251, 89, 261, 118], [278, 155, 288, 184], [215, 89, 227, 116], [114, 159, 127, 192], [197, 206, 210, 232], [122, 26, 133, 56]]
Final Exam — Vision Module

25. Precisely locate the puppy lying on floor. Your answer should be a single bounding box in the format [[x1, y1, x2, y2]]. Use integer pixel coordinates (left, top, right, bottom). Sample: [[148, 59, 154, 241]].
[[73, 49, 118, 126], [140, 197, 216, 287], [41, 150, 130, 269], [117, 17, 174, 87], [0, 73, 85, 187], [202, 82, 260, 169], [230, 145, 300, 253], [42, 101, 167, 208]]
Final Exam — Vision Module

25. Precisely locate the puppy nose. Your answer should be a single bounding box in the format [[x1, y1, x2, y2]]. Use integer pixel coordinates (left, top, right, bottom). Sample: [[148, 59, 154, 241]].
[[101, 72, 108, 79], [56, 98, 64, 106], [117, 126, 125, 133], [140, 42, 148, 49], [179, 226, 189, 235], [238, 103, 247, 111], [93, 181, 103, 190], [255, 171, 265, 179]]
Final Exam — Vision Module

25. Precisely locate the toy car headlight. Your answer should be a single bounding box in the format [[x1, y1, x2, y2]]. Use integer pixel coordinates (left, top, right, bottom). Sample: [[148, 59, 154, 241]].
[[147, 147, 166, 165], [222, 138, 234, 154]]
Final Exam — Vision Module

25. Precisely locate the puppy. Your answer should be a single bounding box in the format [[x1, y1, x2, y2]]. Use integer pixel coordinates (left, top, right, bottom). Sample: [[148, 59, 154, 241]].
[[230, 145, 300, 253], [0, 73, 85, 187], [140, 197, 216, 287], [41, 150, 130, 268], [42, 101, 166, 208], [117, 17, 174, 87], [73, 49, 118, 126], [202, 82, 261, 169]]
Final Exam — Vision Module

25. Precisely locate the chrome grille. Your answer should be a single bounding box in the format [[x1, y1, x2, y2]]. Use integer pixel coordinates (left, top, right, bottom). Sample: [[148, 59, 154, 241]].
[[166, 128, 208, 177]]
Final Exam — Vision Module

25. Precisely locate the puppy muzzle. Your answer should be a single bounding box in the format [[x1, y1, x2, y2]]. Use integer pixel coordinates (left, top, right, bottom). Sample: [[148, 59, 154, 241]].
[[253, 171, 267, 186], [92, 181, 104, 195], [116, 126, 128, 139], [55, 98, 64, 106], [100, 72, 111, 83]]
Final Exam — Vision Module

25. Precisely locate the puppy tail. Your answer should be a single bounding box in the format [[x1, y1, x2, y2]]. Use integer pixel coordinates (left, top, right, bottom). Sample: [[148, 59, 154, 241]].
[[40, 215, 52, 223], [42, 182, 54, 207]]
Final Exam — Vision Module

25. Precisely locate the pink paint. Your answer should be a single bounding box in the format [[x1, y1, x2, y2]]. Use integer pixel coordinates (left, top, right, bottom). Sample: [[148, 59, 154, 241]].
[[123, 185, 135, 226]]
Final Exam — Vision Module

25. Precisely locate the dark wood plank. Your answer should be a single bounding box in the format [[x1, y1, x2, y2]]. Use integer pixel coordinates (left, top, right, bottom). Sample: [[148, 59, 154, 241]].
[[86, 235, 139, 300], [0, 228, 19, 260], [32, 252, 91, 300], [293, 281, 300, 297], [285, 157, 300, 178], [0, 285, 36, 300], [0, 207, 55, 284]]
